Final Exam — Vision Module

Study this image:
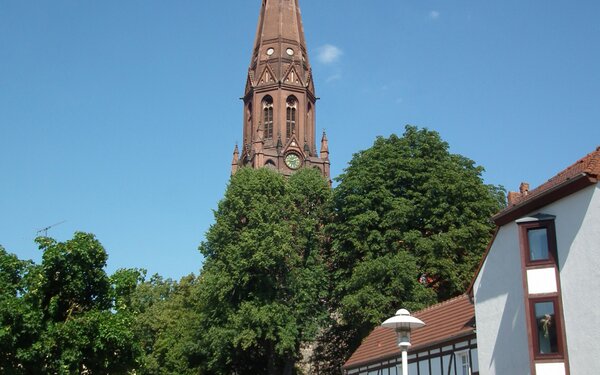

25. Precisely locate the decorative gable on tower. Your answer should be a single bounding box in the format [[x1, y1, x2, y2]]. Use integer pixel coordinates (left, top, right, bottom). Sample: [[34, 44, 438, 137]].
[[258, 65, 277, 86], [283, 65, 304, 86]]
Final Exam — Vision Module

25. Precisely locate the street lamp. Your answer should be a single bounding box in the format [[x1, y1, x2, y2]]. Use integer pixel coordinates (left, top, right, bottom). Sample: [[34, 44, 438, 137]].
[[381, 309, 425, 375]]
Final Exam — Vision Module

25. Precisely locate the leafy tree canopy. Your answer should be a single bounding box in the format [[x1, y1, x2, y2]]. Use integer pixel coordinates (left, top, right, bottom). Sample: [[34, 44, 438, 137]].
[[132, 273, 204, 375], [316, 126, 505, 372], [0, 234, 144, 374], [196, 167, 332, 375]]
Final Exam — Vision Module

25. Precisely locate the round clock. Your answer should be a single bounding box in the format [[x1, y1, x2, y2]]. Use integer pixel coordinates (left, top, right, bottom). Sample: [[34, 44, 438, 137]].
[[286, 48, 294, 56], [285, 153, 301, 169], [266, 48, 275, 56]]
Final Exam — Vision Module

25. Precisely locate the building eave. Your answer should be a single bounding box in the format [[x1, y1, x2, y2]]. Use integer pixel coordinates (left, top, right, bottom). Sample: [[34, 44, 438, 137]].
[[342, 330, 476, 371], [493, 173, 596, 227]]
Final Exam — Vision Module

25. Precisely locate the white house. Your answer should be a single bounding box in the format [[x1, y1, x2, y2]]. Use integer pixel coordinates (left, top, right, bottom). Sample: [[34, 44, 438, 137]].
[[470, 147, 600, 374]]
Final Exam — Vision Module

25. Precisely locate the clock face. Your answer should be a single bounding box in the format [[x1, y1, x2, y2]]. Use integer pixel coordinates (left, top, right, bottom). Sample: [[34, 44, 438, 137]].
[[286, 48, 294, 56], [266, 48, 275, 56], [285, 153, 301, 169]]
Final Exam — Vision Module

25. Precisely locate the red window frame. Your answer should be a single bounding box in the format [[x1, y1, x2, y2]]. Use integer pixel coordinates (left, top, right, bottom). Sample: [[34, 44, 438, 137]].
[[528, 297, 565, 360], [519, 220, 558, 267]]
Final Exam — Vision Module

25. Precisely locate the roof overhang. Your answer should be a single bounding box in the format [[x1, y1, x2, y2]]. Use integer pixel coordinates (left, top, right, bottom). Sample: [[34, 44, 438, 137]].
[[468, 172, 597, 297], [493, 173, 597, 226], [342, 330, 476, 371]]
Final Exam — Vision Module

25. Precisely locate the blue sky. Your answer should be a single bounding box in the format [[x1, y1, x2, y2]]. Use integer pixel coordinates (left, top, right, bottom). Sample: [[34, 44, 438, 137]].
[[1, 0, 599, 280]]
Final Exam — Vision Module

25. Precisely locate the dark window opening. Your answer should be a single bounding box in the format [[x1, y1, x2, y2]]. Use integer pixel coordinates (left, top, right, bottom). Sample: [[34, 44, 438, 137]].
[[530, 298, 563, 359], [286, 96, 297, 139], [263, 96, 274, 140], [520, 220, 557, 266]]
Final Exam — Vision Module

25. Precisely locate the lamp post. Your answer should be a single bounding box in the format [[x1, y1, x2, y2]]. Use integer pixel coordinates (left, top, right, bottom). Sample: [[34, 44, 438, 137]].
[[381, 309, 425, 375]]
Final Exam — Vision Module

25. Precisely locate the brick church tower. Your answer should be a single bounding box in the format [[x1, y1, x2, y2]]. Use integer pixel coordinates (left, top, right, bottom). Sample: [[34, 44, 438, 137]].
[[231, 0, 330, 179]]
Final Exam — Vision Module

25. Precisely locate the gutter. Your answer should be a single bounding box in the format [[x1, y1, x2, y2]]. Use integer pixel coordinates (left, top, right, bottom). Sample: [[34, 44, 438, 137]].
[[493, 173, 596, 226]]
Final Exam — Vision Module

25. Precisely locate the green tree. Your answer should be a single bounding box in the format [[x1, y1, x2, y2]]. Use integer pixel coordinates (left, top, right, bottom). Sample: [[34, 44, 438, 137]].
[[0, 234, 143, 374], [315, 126, 505, 373], [0, 246, 38, 373], [132, 274, 204, 375], [196, 167, 331, 375]]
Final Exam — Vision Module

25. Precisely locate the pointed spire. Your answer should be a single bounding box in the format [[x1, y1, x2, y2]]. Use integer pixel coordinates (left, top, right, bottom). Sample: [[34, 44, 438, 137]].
[[252, 0, 308, 59], [248, 0, 313, 94], [320, 130, 329, 160], [231, 144, 240, 175], [236, 1, 329, 181], [232, 144, 239, 162]]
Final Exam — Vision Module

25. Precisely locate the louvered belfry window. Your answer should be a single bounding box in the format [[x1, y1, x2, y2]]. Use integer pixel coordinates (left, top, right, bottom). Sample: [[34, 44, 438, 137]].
[[263, 96, 274, 139], [286, 96, 297, 139]]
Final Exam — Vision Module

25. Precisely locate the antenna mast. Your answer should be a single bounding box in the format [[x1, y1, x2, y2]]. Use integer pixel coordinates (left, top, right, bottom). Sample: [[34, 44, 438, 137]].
[[36, 220, 66, 237]]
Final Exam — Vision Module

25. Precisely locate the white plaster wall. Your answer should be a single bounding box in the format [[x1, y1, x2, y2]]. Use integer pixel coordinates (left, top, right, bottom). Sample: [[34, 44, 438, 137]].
[[475, 184, 600, 374], [535, 362, 565, 375], [473, 223, 531, 375], [526, 268, 557, 295], [540, 184, 600, 374]]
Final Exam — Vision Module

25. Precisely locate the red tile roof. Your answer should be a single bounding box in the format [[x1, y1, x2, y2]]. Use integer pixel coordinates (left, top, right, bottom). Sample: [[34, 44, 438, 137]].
[[343, 294, 475, 369], [468, 147, 600, 294], [493, 146, 600, 225]]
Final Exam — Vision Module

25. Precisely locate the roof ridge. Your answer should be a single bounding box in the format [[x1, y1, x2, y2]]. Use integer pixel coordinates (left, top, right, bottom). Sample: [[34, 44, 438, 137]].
[[503, 146, 600, 209], [543, 146, 599, 183], [414, 294, 468, 316], [584, 146, 600, 176]]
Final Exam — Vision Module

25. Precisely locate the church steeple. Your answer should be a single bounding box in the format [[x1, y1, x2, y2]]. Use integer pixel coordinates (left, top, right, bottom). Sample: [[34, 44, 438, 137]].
[[248, 0, 312, 96], [232, 0, 329, 180]]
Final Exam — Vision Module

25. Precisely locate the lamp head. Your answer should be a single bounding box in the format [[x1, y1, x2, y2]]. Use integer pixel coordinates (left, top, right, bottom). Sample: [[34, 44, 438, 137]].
[[381, 308, 426, 349]]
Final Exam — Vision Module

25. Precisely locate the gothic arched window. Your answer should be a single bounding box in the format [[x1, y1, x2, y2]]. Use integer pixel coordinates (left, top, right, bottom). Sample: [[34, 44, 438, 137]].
[[265, 159, 276, 169], [286, 96, 297, 139], [262, 96, 274, 140]]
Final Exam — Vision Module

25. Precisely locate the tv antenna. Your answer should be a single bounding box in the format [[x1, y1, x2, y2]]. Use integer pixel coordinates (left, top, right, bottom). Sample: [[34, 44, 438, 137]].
[[36, 220, 66, 237]]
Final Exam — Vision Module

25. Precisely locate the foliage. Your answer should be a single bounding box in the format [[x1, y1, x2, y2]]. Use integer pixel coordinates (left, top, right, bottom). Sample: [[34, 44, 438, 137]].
[[314, 126, 505, 373], [1, 127, 504, 375], [196, 167, 331, 375], [132, 274, 204, 375], [0, 245, 36, 373], [0, 234, 143, 374]]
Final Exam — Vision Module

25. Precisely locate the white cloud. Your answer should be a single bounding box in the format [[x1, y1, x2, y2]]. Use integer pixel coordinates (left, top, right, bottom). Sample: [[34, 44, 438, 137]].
[[430, 11, 440, 20], [326, 73, 342, 83], [317, 44, 343, 64]]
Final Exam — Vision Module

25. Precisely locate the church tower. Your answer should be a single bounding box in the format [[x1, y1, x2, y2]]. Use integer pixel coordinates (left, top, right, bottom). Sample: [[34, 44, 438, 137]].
[[231, 0, 330, 179]]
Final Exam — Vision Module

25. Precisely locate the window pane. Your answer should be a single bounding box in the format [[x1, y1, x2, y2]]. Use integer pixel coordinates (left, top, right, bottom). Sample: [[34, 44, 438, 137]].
[[470, 348, 479, 373], [442, 355, 452, 375], [431, 356, 442, 375], [408, 362, 418, 374], [528, 228, 549, 261], [419, 360, 430, 375], [458, 353, 469, 375], [534, 302, 558, 354]]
